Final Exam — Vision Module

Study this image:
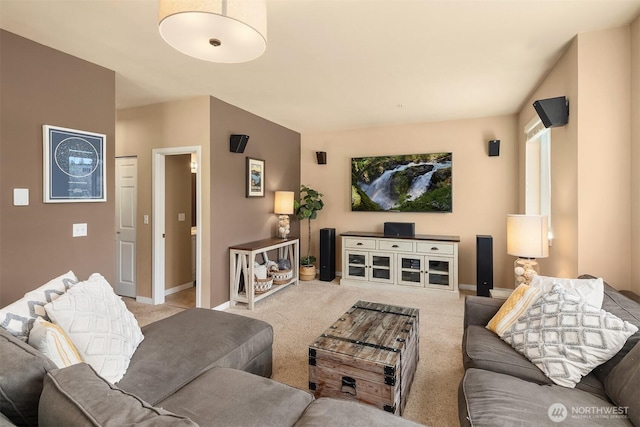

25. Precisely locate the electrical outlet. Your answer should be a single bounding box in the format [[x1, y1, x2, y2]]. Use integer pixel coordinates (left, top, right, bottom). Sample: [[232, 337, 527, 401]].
[[73, 223, 87, 237]]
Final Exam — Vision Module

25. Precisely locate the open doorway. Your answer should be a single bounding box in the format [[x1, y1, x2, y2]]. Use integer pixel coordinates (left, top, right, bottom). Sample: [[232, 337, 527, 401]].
[[152, 146, 202, 308]]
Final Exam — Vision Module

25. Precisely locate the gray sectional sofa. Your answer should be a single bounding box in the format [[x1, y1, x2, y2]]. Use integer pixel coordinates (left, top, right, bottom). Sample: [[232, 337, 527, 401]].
[[459, 275, 640, 426], [1, 307, 422, 426]]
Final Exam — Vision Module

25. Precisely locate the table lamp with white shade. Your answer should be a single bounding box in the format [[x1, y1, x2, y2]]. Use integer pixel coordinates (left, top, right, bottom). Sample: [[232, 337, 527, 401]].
[[507, 214, 549, 286], [274, 191, 294, 239]]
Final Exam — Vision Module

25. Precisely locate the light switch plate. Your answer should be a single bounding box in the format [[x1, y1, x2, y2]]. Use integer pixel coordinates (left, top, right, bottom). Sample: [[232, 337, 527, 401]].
[[178, 213, 186, 222], [13, 188, 29, 206]]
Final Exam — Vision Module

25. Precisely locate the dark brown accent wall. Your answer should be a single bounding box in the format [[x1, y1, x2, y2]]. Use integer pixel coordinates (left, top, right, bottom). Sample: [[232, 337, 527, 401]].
[[210, 98, 300, 307], [0, 30, 116, 306]]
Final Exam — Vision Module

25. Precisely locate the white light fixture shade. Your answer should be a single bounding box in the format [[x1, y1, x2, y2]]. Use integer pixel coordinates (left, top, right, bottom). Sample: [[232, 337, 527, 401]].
[[507, 214, 549, 258], [274, 191, 294, 215], [158, 0, 267, 63]]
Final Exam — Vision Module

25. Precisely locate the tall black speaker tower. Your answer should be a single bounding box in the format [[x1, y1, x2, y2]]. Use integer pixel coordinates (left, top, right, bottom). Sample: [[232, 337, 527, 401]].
[[319, 228, 336, 281], [476, 235, 493, 297]]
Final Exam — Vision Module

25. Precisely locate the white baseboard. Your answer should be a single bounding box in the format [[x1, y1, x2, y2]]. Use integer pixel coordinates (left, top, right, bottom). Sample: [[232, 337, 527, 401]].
[[212, 301, 230, 311], [458, 284, 514, 298], [135, 296, 154, 305], [165, 282, 194, 296], [490, 288, 514, 298]]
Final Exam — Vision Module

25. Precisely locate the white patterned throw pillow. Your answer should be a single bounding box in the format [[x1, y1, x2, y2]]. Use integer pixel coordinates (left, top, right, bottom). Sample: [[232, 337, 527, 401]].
[[502, 284, 638, 388], [44, 273, 144, 383], [529, 275, 604, 308], [0, 271, 78, 341]]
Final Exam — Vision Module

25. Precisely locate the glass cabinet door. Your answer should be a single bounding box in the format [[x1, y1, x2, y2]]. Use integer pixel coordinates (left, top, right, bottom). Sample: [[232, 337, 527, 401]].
[[425, 256, 453, 290], [345, 250, 368, 281], [370, 253, 394, 284], [397, 255, 424, 286]]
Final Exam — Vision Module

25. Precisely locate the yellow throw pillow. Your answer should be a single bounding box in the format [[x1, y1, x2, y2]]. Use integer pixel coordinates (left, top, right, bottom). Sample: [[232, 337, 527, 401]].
[[28, 317, 83, 368], [486, 284, 541, 337]]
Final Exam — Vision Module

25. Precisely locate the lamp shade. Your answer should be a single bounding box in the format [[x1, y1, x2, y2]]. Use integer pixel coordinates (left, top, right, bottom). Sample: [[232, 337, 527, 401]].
[[158, 0, 267, 63], [506, 215, 549, 258], [274, 191, 294, 215]]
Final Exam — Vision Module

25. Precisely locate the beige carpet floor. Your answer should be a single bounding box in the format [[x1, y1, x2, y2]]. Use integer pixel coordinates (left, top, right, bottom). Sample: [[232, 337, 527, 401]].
[[126, 280, 467, 427], [124, 297, 185, 326]]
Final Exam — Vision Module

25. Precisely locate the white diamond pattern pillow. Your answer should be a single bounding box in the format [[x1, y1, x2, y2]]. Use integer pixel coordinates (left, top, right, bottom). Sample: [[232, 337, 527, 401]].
[[529, 275, 604, 308], [502, 284, 638, 388], [44, 273, 144, 383], [0, 271, 77, 341]]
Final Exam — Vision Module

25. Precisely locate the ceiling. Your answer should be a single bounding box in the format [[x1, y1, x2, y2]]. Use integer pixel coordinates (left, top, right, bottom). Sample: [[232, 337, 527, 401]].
[[2, 0, 640, 133]]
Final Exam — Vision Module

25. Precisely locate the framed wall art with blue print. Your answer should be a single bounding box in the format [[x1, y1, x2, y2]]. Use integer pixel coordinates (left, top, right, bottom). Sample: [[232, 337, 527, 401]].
[[43, 125, 106, 203]]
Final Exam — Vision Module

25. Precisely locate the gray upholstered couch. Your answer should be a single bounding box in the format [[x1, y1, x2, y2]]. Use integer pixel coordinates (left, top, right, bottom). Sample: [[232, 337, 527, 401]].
[[1, 308, 422, 426], [459, 276, 640, 426]]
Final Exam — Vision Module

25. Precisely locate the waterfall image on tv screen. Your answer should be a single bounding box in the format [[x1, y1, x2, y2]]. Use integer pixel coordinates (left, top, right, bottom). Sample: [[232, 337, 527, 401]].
[[351, 153, 452, 212]]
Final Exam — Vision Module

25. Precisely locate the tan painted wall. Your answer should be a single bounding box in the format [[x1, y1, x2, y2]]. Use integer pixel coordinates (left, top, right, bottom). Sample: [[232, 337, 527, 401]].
[[519, 25, 634, 290], [577, 27, 631, 288], [301, 115, 519, 288], [115, 97, 211, 304], [631, 15, 640, 294], [518, 38, 580, 280], [165, 154, 193, 290], [0, 30, 116, 306]]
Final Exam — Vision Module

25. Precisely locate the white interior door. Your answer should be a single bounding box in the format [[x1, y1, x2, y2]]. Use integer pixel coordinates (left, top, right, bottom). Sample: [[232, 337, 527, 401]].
[[115, 157, 137, 297]]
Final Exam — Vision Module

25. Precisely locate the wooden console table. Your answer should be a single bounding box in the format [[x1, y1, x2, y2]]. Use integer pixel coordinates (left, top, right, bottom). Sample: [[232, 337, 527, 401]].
[[229, 237, 299, 310]]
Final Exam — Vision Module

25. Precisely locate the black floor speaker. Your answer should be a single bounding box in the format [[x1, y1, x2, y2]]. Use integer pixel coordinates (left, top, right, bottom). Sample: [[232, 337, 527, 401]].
[[476, 235, 493, 297], [319, 228, 336, 281]]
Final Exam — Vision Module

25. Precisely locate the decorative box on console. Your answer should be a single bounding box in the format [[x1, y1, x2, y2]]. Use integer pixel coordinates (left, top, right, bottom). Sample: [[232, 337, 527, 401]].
[[308, 301, 419, 415]]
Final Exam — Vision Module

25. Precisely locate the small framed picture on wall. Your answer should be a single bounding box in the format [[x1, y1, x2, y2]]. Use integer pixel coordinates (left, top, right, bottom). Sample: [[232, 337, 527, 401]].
[[43, 125, 106, 203], [246, 157, 265, 198]]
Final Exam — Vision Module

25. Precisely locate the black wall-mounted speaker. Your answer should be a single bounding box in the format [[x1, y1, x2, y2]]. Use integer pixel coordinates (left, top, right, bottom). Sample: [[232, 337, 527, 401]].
[[316, 151, 327, 165], [384, 222, 415, 237], [488, 140, 500, 157], [533, 96, 569, 128], [230, 134, 249, 153], [476, 235, 493, 297], [319, 228, 336, 281]]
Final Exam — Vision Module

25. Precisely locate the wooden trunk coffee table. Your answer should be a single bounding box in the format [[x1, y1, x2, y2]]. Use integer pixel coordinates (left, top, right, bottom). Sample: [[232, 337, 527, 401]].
[[308, 300, 419, 415]]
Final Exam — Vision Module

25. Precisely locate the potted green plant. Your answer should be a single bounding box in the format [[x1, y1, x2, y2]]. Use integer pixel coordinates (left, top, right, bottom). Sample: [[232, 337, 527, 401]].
[[294, 184, 324, 281]]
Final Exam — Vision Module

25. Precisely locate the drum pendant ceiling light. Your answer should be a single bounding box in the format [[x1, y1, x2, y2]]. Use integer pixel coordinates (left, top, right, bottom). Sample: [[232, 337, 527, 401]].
[[158, 0, 267, 63]]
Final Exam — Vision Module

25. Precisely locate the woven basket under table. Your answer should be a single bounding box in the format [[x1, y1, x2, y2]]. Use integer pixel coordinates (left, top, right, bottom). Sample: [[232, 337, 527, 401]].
[[254, 276, 273, 294], [271, 269, 293, 285]]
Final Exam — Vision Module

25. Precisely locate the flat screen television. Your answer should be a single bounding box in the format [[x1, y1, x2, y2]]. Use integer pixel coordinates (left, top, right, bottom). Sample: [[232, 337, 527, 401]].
[[351, 152, 452, 212]]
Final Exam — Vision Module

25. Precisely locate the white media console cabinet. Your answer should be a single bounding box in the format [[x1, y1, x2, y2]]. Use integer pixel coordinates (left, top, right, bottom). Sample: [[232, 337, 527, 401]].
[[340, 232, 460, 292]]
